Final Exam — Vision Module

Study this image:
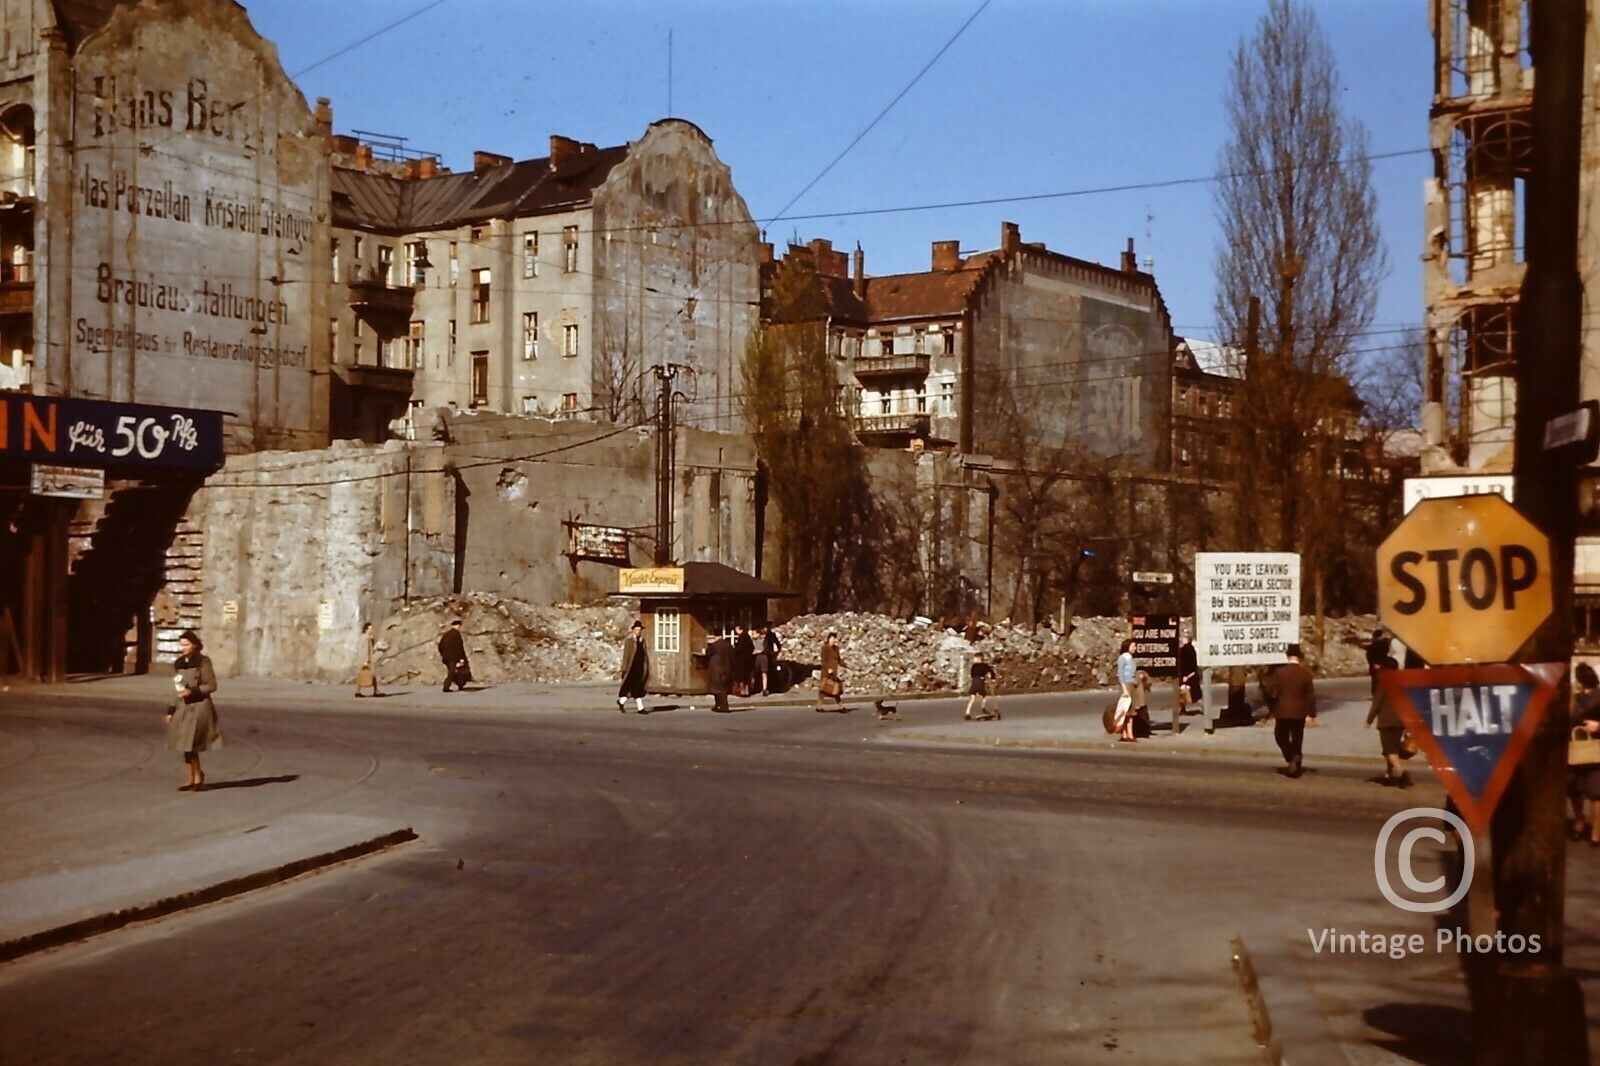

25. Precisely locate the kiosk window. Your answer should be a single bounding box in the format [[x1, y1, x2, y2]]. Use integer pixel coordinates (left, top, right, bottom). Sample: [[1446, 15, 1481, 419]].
[[655, 610, 681, 654]]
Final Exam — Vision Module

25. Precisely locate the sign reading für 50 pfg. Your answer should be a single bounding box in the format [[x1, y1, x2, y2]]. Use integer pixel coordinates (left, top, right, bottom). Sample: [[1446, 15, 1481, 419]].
[[1375, 494, 1553, 665]]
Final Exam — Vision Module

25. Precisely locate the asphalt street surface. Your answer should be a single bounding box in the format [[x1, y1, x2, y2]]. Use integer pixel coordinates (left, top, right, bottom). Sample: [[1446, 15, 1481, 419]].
[[4, 687, 1599, 1063]]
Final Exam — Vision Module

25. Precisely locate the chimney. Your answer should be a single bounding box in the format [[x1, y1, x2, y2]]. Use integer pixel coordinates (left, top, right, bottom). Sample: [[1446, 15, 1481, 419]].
[[1000, 221, 1020, 253], [759, 242, 774, 264], [355, 143, 372, 171], [418, 156, 438, 179], [853, 244, 866, 300], [314, 97, 332, 135], [931, 240, 961, 272], [1122, 237, 1138, 273], [474, 150, 511, 173], [549, 135, 588, 167]]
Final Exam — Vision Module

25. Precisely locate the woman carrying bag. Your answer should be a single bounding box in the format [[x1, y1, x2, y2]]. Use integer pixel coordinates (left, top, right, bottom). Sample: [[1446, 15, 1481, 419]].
[[1364, 656, 1413, 788], [165, 629, 221, 792], [1568, 663, 1600, 844]]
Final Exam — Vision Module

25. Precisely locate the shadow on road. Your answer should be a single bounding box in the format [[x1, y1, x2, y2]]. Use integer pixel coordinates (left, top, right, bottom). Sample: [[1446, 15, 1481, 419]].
[[200, 775, 300, 791], [1362, 1002, 1470, 1065]]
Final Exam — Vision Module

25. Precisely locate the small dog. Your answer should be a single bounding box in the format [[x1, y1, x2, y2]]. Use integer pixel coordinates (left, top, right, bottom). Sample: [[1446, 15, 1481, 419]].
[[873, 699, 901, 721]]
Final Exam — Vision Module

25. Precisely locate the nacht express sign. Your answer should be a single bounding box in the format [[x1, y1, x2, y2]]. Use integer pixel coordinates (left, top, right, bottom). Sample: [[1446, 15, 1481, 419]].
[[1194, 552, 1300, 668]]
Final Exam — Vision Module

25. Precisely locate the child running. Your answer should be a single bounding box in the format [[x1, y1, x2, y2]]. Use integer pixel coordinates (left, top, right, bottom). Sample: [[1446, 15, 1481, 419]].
[[964, 652, 1001, 721]]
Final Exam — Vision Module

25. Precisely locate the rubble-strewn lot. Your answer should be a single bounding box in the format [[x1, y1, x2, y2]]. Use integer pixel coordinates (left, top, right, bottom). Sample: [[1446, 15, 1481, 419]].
[[374, 593, 1380, 693], [374, 594, 633, 684]]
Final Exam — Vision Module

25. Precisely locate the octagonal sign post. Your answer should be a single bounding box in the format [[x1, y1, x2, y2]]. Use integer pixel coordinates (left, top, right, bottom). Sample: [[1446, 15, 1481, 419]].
[[1375, 494, 1554, 665]]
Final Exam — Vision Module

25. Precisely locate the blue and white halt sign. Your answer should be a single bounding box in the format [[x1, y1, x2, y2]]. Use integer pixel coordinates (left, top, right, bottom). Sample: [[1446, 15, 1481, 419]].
[[1379, 662, 1563, 835]]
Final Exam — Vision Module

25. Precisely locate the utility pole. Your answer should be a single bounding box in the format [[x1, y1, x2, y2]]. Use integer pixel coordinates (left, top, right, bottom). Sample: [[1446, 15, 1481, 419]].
[[1495, 0, 1588, 1061], [653, 363, 682, 565]]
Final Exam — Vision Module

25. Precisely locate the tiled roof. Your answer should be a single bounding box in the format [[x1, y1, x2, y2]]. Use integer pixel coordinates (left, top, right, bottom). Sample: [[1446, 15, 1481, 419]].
[[333, 144, 631, 233], [862, 252, 1000, 322]]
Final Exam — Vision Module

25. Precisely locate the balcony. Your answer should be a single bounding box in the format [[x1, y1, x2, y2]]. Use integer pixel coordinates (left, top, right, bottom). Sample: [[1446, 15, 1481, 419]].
[[337, 362, 414, 394], [853, 353, 930, 381], [855, 411, 931, 438], [0, 278, 30, 317], [347, 268, 416, 318]]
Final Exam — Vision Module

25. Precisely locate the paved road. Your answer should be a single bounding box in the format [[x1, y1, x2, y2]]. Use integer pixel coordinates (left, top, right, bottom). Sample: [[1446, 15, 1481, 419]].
[[2, 689, 1597, 1063]]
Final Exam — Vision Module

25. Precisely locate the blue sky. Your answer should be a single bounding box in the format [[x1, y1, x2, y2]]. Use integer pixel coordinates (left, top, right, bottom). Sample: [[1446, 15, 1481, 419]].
[[243, 0, 1429, 355]]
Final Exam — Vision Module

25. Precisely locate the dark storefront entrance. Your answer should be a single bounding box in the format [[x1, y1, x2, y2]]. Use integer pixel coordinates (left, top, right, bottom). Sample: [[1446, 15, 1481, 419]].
[[0, 393, 224, 681]]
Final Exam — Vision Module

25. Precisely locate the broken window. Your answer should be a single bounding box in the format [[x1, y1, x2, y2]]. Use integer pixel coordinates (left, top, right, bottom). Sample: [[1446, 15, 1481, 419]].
[[471, 268, 491, 323], [564, 225, 579, 273], [522, 312, 538, 360], [471, 351, 489, 406], [523, 232, 539, 279]]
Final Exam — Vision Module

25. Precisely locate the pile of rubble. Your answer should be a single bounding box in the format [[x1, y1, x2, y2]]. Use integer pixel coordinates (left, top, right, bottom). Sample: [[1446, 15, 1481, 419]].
[[775, 611, 1382, 695], [369, 590, 1382, 693], [373, 594, 633, 685]]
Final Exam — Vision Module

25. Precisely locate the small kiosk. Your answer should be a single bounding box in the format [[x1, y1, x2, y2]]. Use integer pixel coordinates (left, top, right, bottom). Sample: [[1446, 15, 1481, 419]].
[[613, 563, 797, 695]]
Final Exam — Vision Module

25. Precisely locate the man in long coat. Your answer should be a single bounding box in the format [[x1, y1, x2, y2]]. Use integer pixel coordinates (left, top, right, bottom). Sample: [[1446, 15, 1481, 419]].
[[1263, 643, 1317, 778], [618, 620, 649, 713], [438, 620, 470, 693], [706, 632, 734, 713]]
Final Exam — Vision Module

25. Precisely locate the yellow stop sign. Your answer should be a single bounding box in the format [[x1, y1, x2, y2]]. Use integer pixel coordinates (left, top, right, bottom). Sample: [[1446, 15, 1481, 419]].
[[1376, 494, 1553, 665]]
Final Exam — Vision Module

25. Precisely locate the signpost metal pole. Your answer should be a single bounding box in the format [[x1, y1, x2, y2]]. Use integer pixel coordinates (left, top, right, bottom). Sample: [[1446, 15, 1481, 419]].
[[1496, 0, 1588, 1058]]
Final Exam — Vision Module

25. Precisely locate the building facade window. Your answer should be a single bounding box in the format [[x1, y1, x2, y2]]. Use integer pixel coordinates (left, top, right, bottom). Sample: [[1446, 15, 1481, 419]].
[[939, 379, 954, 413], [471, 352, 489, 406], [522, 312, 538, 359], [563, 323, 579, 357], [330, 238, 339, 283], [560, 392, 580, 417], [521, 395, 539, 415], [405, 240, 428, 285], [943, 329, 956, 356], [563, 225, 579, 273], [654, 609, 681, 654], [448, 319, 457, 365], [523, 232, 539, 278], [378, 245, 394, 285], [471, 268, 491, 323], [353, 320, 364, 365], [449, 242, 459, 286], [408, 320, 425, 369]]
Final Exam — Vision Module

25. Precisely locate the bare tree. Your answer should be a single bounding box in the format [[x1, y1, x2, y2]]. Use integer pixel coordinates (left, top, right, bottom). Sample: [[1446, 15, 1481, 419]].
[[742, 249, 881, 612], [593, 322, 648, 425], [1213, 0, 1388, 619], [986, 379, 1124, 626]]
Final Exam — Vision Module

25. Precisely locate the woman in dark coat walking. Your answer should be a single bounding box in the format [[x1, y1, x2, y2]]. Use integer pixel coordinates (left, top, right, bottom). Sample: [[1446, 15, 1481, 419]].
[[1569, 663, 1600, 843], [165, 629, 221, 791], [618, 620, 649, 713], [706, 632, 735, 713], [732, 624, 755, 697], [1364, 656, 1412, 787]]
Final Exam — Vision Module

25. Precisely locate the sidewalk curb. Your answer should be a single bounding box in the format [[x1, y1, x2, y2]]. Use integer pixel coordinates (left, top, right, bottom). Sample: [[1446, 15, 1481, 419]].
[[0, 827, 417, 965], [881, 728, 1392, 768], [1231, 933, 1281, 1065]]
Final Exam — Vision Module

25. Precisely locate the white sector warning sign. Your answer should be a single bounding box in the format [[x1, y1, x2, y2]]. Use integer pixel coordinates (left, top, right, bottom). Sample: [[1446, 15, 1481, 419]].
[[1194, 552, 1301, 667]]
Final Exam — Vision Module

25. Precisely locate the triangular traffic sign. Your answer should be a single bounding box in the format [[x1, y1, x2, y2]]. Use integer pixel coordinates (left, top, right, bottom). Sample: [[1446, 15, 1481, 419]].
[[1378, 663, 1562, 836]]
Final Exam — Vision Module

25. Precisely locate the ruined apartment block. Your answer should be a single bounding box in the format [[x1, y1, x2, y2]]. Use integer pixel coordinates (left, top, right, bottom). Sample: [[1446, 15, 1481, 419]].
[[1424, 0, 1600, 630], [1422, 0, 1533, 475]]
